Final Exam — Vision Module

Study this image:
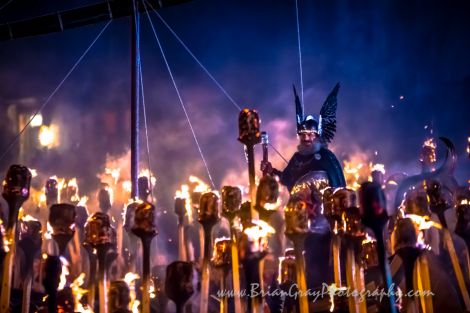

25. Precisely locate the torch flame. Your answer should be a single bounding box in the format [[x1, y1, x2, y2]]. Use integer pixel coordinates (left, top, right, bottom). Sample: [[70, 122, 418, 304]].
[[71, 273, 93, 312], [243, 219, 275, 252], [105, 167, 121, 185], [175, 184, 192, 223], [326, 283, 348, 312], [124, 272, 140, 313], [58, 256, 69, 290], [404, 213, 442, 231], [189, 175, 210, 193], [78, 196, 88, 207], [139, 168, 157, 186], [122, 180, 132, 193]]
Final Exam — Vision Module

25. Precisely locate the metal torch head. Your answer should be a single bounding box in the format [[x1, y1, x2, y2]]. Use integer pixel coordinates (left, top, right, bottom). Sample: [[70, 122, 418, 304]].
[[109, 280, 131, 312], [238, 108, 261, 146], [165, 261, 195, 305], [123, 201, 139, 233], [19, 218, 42, 245], [426, 180, 453, 216], [49, 203, 76, 237], [360, 237, 379, 269], [404, 189, 430, 216], [455, 187, 470, 236], [211, 238, 232, 268], [98, 187, 112, 213], [221, 185, 242, 220], [393, 217, 419, 251], [198, 191, 220, 227], [279, 256, 296, 285], [74, 205, 89, 229], [45, 178, 59, 205], [333, 188, 364, 236], [138, 176, 150, 201], [84, 212, 114, 247], [358, 182, 388, 231], [284, 195, 310, 237], [256, 175, 279, 209], [2, 164, 32, 204], [131, 201, 158, 238], [174, 197, 186, 224]]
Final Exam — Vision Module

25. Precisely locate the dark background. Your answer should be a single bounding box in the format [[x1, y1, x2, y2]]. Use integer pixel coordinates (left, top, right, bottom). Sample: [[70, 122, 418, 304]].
[[0, 0, 469, 209]]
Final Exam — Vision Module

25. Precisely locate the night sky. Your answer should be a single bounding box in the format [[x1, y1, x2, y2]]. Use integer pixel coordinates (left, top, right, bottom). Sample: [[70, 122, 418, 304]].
[[0, 0, 469, 209]]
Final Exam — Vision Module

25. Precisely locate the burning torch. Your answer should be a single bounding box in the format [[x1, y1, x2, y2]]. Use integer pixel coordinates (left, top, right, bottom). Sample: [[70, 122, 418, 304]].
[[18, 216, 42, 313], [238, 108, 262, 219], [284, 195, 310, 313], [165, 261, 194, 313], [0, 165, 32, 313], [261, 131, 269, 177], [221, 185, 243, 313], [211, 238, 232, 313], [84, 212, 116, 313], [332, 188, 367, 313], [197, 191, 220, 313], [358, 182, 397, 313], [427, 180, 470, 310], [131, 201, 158, 313], [174, 197, 187, 261]]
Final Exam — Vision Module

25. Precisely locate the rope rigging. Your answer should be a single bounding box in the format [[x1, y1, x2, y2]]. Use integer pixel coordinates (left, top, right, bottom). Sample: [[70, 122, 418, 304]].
[[144, 0, 241, 111], [134, 2, 155, 203], [144, 0, 288, 164], [142, 0, 216, 190], [0, 20, 112, 163], [295, 0, 304, 109]]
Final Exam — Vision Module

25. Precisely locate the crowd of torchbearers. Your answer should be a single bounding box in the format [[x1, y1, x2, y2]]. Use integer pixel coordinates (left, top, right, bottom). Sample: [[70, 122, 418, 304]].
[[0, 84, 469, 313]]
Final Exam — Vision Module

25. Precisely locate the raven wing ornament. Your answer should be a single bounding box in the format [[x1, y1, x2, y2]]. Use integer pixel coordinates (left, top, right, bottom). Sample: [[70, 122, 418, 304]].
[[318, 82, 340, 145]]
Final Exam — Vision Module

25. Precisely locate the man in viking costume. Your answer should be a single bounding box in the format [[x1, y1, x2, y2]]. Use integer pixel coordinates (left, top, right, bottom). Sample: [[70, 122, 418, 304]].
[[261, 83, 346, 191]]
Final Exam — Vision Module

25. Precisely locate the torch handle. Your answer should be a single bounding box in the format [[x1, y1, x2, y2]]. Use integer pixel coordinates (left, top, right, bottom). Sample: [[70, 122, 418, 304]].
[[413, 254, 432, 313], [21, 271, 33, 313], [230, 228, 243, 313], [345, 244, 360, 313], [262, 143, 269, 177], [0, 225, 17, 313], [246, 144, 259, 220], [442, 229, 470, 310], [354, 257, 368, 313], [97, 248, 109, 313], [178, 224, 187, 261], [220, 273, 228, 313], [294, 240, 309, 313], [374, 229, 397, 313], [199, 227, 213, 313], [332, 235, 342, 287], [141, 237, 152, 313], [87, 251, 97, 310]]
